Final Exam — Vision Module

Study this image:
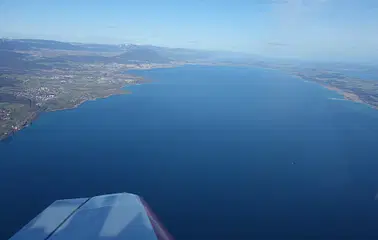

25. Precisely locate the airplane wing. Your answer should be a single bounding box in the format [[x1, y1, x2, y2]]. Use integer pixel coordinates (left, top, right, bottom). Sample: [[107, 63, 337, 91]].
[[9, 193, 174, 240]]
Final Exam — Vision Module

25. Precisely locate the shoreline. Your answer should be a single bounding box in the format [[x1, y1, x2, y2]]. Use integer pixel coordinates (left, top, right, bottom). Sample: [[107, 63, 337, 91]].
[[0, 111, 40, 142], [292, 74, 378, 110], [2, 63, 377, 142], [1, 89, 130, 142], [0, 64, 178, 142], [322, 85, 362, 103], [48, 88, 130, 113], [319, 83, 377, 110]]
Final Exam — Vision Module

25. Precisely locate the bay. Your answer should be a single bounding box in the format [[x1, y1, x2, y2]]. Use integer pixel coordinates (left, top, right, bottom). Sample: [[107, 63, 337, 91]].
[[1, 65, 378, 239]]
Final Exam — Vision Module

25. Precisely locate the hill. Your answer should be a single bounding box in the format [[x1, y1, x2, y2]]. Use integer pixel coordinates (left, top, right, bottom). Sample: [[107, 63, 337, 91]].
[[112, 47, 171, 63]]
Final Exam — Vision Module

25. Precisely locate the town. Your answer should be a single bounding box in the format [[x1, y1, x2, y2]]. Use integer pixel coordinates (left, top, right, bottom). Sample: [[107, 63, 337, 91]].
[[0, 61, 148, 140]]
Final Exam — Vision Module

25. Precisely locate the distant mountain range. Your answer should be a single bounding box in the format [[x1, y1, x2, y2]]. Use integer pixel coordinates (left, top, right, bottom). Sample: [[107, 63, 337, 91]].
[[0, 39, 90, 51], [0, 39, 225, 64], [0, 38, 264, 66], [114, 48, 172, 63]]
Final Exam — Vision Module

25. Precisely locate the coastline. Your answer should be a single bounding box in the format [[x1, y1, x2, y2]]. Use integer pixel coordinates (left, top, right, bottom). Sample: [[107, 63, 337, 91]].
[[322, 84, 377, 110], [322, 85, 362, 103], [291, 74, 378, 110], [2, 63, 377, 142], [48, 89, 130, 113], [201, 62, 378, 111], [0, 64, 179, 142], [1, 89, 130, 142], [0, 111, 39, 142], [323, 85, 378, 110]]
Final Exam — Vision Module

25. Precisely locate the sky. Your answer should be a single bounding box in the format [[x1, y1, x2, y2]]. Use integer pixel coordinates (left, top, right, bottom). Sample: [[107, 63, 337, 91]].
[[0, 0, 378, 61]]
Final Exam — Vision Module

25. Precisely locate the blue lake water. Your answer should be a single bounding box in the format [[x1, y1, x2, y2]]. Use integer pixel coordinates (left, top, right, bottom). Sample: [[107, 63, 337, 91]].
[[1, 65, 378, 239]]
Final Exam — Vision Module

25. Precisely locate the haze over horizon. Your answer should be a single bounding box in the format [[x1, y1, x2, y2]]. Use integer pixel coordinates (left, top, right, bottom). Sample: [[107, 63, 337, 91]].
[[1, 0, 378, 61]]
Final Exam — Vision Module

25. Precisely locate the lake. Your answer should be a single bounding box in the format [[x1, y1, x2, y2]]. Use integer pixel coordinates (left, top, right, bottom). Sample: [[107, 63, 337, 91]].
[[1, 65, 378, 239]]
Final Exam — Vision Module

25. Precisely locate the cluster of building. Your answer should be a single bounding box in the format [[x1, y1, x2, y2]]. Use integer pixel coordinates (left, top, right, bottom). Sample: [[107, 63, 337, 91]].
[[15, 86, 62, 103], [50, 75, 74, 80], [0, 108, 11, 121]]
